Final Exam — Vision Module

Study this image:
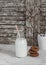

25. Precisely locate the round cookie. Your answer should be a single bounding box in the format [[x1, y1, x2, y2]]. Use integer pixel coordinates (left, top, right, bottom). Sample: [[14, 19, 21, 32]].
[[31, 46, 39, 52], [29, 49, 36, 54], [30, 52, 39, 57]]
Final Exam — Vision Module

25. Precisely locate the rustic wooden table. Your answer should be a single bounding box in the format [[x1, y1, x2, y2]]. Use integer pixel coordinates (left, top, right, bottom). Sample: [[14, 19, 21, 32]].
[[0, 44, 46, 65]]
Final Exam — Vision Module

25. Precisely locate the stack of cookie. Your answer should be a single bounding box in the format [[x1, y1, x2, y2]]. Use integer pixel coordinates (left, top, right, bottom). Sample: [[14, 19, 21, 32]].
[[29, 46, 39, 57]]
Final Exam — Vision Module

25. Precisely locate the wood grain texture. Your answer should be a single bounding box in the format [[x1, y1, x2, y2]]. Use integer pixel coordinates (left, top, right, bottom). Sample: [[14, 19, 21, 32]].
[[0, 0, 26, 44], [0, 0, 46, 45]]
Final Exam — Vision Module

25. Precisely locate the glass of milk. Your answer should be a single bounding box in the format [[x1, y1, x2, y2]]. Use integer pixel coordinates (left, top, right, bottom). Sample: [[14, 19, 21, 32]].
[[38, 34, 46, 50], [15, 29, 27, 57]]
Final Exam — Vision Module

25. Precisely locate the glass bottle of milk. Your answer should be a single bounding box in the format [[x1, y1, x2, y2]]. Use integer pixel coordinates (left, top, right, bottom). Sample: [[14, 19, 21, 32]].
[[15, 31, 27, 58]]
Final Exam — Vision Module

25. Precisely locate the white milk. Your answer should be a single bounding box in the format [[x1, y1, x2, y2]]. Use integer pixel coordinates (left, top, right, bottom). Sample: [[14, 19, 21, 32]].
[[15, 38, 27, 57], [38, 34, 46, 50]]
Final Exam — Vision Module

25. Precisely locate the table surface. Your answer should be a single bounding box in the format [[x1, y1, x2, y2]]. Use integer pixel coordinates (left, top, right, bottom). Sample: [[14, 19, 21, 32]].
[[0, 44, 46, 65]]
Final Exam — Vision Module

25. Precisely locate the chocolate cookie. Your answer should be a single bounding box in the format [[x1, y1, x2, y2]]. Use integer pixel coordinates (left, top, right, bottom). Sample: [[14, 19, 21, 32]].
[[29, 46, 39, 57], [31, 46, 39, 52], [30, 52, 39, 57], [29, 49, 36, 54]]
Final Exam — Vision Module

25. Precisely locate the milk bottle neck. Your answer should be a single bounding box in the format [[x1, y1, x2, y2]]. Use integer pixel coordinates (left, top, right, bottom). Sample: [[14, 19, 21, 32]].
[[16, 32, 25, 39]]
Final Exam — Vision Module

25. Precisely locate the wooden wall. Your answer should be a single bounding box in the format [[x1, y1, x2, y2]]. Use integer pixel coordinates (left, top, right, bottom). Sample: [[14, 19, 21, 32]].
[[0, 0, 46, 45], [0, 0, 26, 44]]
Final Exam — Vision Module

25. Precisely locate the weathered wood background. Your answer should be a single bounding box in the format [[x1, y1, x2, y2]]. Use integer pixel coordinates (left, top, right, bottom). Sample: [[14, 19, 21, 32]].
[[0, 0, 46, 45]]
